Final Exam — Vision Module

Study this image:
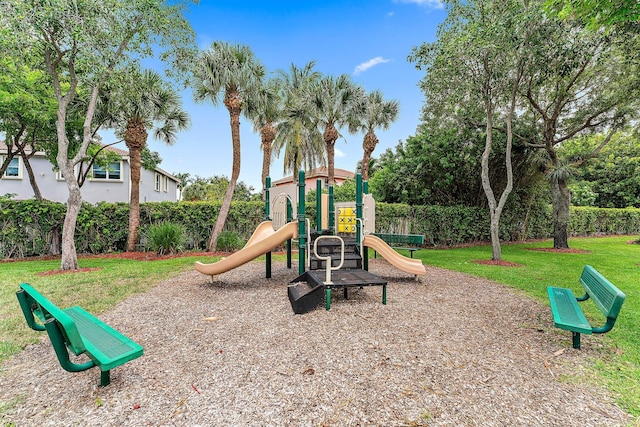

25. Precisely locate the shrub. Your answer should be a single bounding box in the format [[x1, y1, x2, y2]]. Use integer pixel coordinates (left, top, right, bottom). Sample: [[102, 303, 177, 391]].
[[144, 222, 186, 255], [216, 231, 244, 252]]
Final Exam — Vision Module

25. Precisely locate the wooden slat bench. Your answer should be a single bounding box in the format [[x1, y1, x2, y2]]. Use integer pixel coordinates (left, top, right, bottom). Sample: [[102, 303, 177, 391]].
[[547, 265, 625, 349], [16, 283, 143, 386], [372, 233, 425, 258]]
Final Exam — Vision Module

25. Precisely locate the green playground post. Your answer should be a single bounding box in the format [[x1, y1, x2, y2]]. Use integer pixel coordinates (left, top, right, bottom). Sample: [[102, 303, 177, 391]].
[[363, 179, 369, 271], [316, 179, 322, 233], [265, 177, 271, 278], [287, 198, 293, 269], [356, 173, 363, 245], [297, 170, 306, 275]]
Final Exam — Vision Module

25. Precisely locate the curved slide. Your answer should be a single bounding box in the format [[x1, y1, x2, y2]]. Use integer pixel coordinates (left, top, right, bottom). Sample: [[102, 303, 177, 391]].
[[363, 235, 426, 276], [195, 221, 298, 277]]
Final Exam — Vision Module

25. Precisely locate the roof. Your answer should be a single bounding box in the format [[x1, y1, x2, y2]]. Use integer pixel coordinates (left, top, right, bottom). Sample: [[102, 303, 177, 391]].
[[272, 167, 355, 185]]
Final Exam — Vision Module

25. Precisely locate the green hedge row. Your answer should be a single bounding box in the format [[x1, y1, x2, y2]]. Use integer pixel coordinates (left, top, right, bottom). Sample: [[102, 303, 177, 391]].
[[1, 199, 639, 258]]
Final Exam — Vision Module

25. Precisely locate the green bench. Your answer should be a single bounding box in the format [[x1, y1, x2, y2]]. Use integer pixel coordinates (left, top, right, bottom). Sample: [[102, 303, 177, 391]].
[[547, 265, 625, 349], [372, 233, 425, 258], [16, 283, 143, 386]]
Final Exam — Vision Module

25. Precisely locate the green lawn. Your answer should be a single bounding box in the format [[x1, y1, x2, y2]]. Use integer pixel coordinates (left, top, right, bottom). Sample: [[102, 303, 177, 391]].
[[1, 238, 639, 417], [0, 254, 219, 365], [409, 235, 640, 416]]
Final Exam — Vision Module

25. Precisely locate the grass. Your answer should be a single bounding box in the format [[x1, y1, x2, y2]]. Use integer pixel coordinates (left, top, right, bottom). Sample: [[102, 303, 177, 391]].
[[409, 235, 640, 417], [1, 238, 639, 417], [0, 254, 220, 365]]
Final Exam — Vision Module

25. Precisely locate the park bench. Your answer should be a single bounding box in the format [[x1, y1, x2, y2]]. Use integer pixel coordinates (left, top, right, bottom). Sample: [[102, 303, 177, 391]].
[[372, 233, 425, 258], [547, 265, 625, 349], [16, 283, 143, 386]]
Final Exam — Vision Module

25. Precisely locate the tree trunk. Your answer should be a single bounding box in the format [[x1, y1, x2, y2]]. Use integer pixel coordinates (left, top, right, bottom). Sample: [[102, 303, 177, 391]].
[[125, 121, 148, 252], [22, 156, 43, 200], [260, 122, 275, 193], [551, 178, 571, 248], [323, 123, 339, 186], [209, 100, 241, 251], [361, 131, 378, 181], [60, 184, 81, 270], [127, 146, 142, 251]]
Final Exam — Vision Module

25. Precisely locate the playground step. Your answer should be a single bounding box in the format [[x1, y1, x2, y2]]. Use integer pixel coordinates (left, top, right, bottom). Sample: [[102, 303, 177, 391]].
[[309, 253, 362, 270], [288, 274, 325, 314], [312, 238, 360, 255]]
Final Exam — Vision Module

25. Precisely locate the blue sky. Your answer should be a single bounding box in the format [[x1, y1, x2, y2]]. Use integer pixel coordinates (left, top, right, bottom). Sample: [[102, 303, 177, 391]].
[[106, 0, 447, 190]]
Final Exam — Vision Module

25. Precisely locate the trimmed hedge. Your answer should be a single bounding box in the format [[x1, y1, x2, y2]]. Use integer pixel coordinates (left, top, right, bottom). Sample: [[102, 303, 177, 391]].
[[1, 199, 639, 258]]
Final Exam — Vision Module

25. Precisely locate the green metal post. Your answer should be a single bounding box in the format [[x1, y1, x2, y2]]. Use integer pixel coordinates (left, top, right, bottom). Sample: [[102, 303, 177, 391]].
[[316, 179, 322, 233], [265, 177, 271, 279], [359, 174, 370, 270], [356, 173, 363, 246], [287, 199, 293, 269], [329, 185, 335, 235], [297, 170, 306, 275]]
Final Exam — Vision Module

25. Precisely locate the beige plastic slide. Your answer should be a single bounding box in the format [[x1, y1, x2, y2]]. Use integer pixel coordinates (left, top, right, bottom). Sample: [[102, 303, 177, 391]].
[[363, 234, 426, 276], [195, 221, 298, 277]]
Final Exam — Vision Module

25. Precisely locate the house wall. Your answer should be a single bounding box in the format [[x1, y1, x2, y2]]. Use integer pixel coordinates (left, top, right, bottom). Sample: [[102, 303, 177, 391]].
[[1, 154, 177, 203], [139, 168, 178, 202]]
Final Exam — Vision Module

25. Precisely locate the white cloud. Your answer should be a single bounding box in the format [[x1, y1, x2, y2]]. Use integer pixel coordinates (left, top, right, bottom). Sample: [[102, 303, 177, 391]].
[[353, 57, 391, 76], [335, 148, 346, 158], [393, 0, 444, 9]]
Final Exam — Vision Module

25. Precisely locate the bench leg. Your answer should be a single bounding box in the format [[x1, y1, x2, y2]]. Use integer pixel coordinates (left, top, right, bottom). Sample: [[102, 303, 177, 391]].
[[325, 288, 331, 311], [100, 370, 111, 387], [343, 287, 348, 299], [572, 332, 581, 349], [44, 318, 95, 373], [382, 284, 387, 305]]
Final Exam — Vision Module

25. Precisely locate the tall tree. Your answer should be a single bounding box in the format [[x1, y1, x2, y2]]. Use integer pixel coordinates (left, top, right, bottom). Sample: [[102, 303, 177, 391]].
[[245, 77, 284, 191], [411, 0, 531, 260], [350, 90, 399, 181], [99, 68, 190, 251], [273, 62, 325, 181], [2, 0, 195, 269], [191, 42, 265, 251], [521, 12, 639, 248], [311, 74, 363, 186]]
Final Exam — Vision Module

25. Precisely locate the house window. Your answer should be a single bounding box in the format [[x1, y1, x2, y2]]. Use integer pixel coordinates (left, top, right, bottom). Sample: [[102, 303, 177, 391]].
[[162, 176, 169, 192], [154, 173, 161, 191], [91, 161, 122, 180], [2, 156, 22, 179]]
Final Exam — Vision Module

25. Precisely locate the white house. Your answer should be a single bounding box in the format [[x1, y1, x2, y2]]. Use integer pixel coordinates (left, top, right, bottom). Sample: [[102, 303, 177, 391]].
[[0, 142, 179, 203]]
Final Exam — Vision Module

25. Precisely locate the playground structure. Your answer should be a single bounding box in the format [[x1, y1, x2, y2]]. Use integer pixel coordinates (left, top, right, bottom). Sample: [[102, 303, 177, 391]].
[[194, 170, 426, 314]]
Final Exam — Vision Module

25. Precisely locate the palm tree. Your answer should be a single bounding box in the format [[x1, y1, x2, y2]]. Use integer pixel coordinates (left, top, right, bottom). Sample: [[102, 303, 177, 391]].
[[100, 68, 190, 252], [351, 90, 399, 181], [191, 41, 265, 251], [311, 74, 364, 185], [244, 78, 283, 191], [272, 62, 325, 182]]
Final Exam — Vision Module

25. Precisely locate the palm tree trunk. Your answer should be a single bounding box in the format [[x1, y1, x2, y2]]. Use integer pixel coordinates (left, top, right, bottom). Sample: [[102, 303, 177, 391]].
[[361, 131, 378, 181], [127, 146, 142, 251], [209, 109, 241, 251], [125, 122, 148, 252], [324, 123, 339, 186], [260, 122, 275, 192]]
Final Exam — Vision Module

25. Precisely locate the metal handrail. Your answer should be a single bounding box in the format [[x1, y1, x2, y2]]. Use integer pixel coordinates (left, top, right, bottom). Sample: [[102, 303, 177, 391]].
[[313, 235, 345, 285]]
